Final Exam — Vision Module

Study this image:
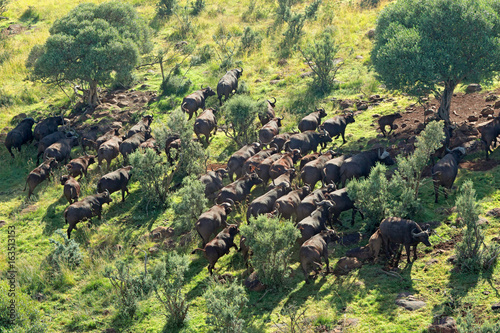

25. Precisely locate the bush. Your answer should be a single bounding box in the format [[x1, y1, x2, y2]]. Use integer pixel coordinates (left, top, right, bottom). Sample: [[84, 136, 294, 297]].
[[160, 75, 191, 96], [47, 229, 83, 269], [190, 0, 205, 15], [0, 281, 47, 333], [359, 0, 380, 8], [157, 0, 177, 17], [172, 175, 208, 234], [455, 181, 500, 273], [240, 215, 299, 288], [190, 44, 211, 66], [275, 0, 292, 25], [203, 279, 248, 333], [298, 27, 342, 93], [213, 25, 237, 70], [348, 121, 445, 232], [305, 0, 321, 20], [221, 95, 264, 146], [239, 27, 262, 54], [151, 252, 190, 328], [457, 312, 500, 333], [278, 12, 305, 58]]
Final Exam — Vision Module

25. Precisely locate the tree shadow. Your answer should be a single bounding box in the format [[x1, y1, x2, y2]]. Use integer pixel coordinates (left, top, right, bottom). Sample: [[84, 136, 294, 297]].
[[41, 195, 68, 235]]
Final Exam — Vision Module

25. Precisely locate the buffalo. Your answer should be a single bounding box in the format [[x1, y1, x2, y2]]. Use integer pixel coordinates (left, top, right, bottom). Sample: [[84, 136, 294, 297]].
[[297, 200, 334, 244], [269, 132, 293, 152], [165, 135, 181, 164], [227, 142, 261, 181], [259, 97, 276, 126], [269, 168, 296, 190], [432, 147, 466, 203], [242, 148, 278, 175], [200, 168, 228, 200], [259, 117, 283, 145], [255, 153, 283, 187], [379, 217, 431, 263], [269, 149, 301, 180], [119, 131, 152, 161], [5, 117, 35, 158], [194, 108, 218, 146], [320, 113, 355, 145], [65, 191, 113, 239], [195, 202, 232, 247], [479, 116, 500, 160], [339, 148, 395, 187], [378, 113, 402, 137], [60, 175, 81, 204], [298, 108, 327, 132], [34, 115, 64, 141], [321, 155, 346, 186], [97, 166, 133, 202], [326, 188, 364, 226], [96, 128, 121, 150], [43, 137, 79, 164], [37, 131, 75, 163], [98, 136, 123, 168], [191, 224, 239, 274], [284, 130, 332, 155], [215, 172, 263, 205], [300, 229, 339, 283], [24, 157, 58, 199], [299, 152, 321, 171], [300, 150, 336, 189], [246, 184, 291, 222], [182, 86, 216, 120], [296, 185, 336, 222], [126, 115, 153, 139], [273, 185, 311, 220], [217, 68, 243, 106], [66, 155, 96, 179]]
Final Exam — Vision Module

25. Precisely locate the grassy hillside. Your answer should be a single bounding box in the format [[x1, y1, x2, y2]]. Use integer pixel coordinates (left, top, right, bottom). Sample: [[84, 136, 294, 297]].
[[0, 0, 499, 332]]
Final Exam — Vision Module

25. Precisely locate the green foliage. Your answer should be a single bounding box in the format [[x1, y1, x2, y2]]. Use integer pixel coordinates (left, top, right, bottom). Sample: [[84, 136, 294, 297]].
[[190, 0, 205, 16], [0, 0, 9, 16], [360, 0, 380, 9], [239, 27, 262, 54], [348, 122, 445, 231], [274, 304, 311, 333], [455, 181, 500, 272], [457, 312, 500, 333], [151, 252, 190, 328], [157, 0, 177, 17], [47, 229, 83, 269], [221, 95, 264, 146], [0, 88, 13, 107], [103, 260, 152, 318], [160, 75, 192, 96], [0, 281, 47, 333], [305, 0, 321, 20], [298, 27, 341, 93], [213, 26, 237, 70], [240, 215, 299, 288], [275, 0, 293, 25], [171, 9, 195, 40], [30, 1, 152, 107], [203, 279, 248, 333], [279, 12, 305, 58], [190, 44, 211, 66], [172, 175, 208, 234], [372, 0, 500, 124]]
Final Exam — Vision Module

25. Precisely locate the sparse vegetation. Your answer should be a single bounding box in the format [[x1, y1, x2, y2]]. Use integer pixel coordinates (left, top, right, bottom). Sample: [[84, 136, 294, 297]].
[[172, 175, 208, 234]]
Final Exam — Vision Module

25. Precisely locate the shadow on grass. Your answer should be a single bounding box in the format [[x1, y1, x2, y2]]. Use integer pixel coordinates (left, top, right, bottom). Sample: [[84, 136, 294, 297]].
[[41, 195, 68, 235]]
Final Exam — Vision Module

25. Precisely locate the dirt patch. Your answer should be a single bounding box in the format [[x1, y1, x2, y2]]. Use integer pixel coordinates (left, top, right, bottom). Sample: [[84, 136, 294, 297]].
[[1, 24, 27, 37], [433, 234, 462, 251], [207, 163, 227, 171], [459, 159, 499, 171], [20, 204, 38, 214]]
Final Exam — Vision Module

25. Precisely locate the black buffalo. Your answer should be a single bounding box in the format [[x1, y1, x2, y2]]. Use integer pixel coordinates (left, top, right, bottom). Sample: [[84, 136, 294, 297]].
[[247, 184, 291, 222], [284, 130, 332, 155], [34, 116, 64, 141], [215, 172, 263, 205], [432, 147, 466, 203], [339, 148, 395, 187], [5, 118, 35, 158], [194, 108, 218, 147], [298, 108, 327, 132], [227, 142, 261, 181], [126, 115, 153, 139], [319, 113, 355, 145], [200, 168, 228, 200], [259, 117, 283, 145], [182, 86, 216, 120], [217, 68, 243, 105], [97, 166, 133, 202], [259, 97, 277, 126]]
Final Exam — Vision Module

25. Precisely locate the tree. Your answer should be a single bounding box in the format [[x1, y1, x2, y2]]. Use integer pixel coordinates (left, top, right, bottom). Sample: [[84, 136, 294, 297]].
[[29, 2, 152, 107], [221, 95, 265, 146], [372, 0, 500, 134]]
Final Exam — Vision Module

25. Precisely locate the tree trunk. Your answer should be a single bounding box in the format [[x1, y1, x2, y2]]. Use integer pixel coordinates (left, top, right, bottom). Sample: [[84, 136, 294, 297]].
[[86, 80, 100, 107], [437, 81, 456, 145]]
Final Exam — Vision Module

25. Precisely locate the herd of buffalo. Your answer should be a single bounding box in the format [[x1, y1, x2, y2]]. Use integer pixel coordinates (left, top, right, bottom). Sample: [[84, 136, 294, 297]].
[[4, 67, 497, 282]]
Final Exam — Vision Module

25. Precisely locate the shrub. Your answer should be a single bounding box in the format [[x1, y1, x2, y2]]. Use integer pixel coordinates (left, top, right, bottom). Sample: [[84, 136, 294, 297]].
[[305, 0, 321, 20], [157, 0, 177, 17], [240, 215, 299, 288], [151, 252, 190, 328], [213, 25, 237, 70], [455, 181, 500, 272], [160, 75, 192, 96], [203, 279, 248, 332], [190, 0, 205, 15], [103, 260, 152, 318], [457, 312, 500, 333], [190, 44, 211, 66], [348, 121, 445, 231], [360, 0, 380, 8], [275, 0, 293, 25], [0, 281, 47, 333], [172, 175, 208, 234], [239, 27, 262, 54], [278, 12, 305, 58], [0, 0, 8, 16], [298, 27, 342, 93], [47, 229, 83, 269], [221, 95, 264, 146]]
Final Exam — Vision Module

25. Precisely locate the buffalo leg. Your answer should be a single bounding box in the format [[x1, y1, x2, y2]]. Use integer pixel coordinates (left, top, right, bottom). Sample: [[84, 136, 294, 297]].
[[413, 245, 418, 262], [405, 244, 412, 263], [434, 183, 439, 203], [341, 132, 347, 144], [444, 187, 448, 200], [324, 254, 330, 273]]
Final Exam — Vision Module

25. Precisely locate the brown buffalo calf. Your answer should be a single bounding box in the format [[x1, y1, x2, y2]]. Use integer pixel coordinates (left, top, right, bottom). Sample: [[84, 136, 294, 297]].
[[300, 229, 339, 283], [60, 175, 81, 204], [191, 224, 239, 275], [66, 155, 95, 179], [24, 157, 58, 199]]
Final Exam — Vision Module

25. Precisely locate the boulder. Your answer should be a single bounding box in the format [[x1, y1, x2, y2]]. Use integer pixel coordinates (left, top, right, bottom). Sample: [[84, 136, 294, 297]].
[[485, 94, 498, 102], [465, 84, 482, 94], [340, 99, 354, 109], [480, 107, 494, 116], [0, 220, 6, 228], [150, 226, 174, 241], [395, 294, 426, 311], [428, 316, 458, 333], [492, 303, 500, 310], [486, 208, 500, 217], [467, 115, 478, 122], [366, 29, 376, 39]]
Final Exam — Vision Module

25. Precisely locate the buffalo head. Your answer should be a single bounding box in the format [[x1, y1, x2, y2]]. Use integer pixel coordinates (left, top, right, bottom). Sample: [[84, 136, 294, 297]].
[[267, 97, 277, 108], [317, 108, 327, 118], [378, 149, 395, 165], [411, 228, 431, 247]]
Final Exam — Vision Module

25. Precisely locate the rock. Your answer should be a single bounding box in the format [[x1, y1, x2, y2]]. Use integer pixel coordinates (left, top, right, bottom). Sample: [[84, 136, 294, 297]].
[[340, 99, 354, 109], [150, 226, 174, 241], [245, 272, 266, 291], [465, 84, 482, 94], [372, 114, 381, 118], [426, 259, 439, 266], [148, 246, 159, 254], [477, 218, 489, 226], [33, 293, 45, 302], [401, 123, 407, 129], [12, 113, 28, 123], [486, 208, 500, 217], [395, 295, 426, 311], [428, 316, 458, 333], [486, 94, 498, 102], [355, 55, 364, 60], [492, 303, 500, 310], [269, 79, 281, 85], [333, 257, 362, 275], [117, 101, 129, 108], [346, 246, 372, 261], [481, 107, 494, 116], [356, 101, 368, 110], [447, 255, 457, 264], [495, 100, 500, 109], [467, 115, 478, 122], [0, 220, 6, 227], [369, 94, 383, 102], [366, 29, 376, 39]]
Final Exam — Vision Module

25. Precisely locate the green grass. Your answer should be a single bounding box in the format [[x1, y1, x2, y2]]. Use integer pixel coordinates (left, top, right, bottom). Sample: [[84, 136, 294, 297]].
[[0, 0, 499, 332]]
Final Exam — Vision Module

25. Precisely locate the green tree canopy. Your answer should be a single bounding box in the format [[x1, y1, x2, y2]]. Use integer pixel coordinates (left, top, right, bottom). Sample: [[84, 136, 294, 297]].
[[372, 0, 500, 130], [29, 2, 152, 107]]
